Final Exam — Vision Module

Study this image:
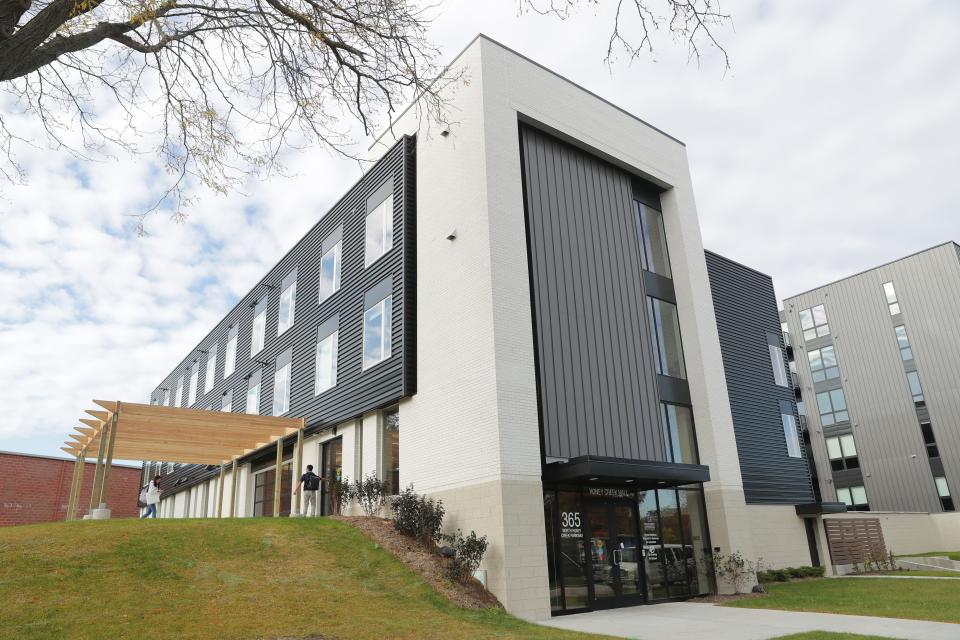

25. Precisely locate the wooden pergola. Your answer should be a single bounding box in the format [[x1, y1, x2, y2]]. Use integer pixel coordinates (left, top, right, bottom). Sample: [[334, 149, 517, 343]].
[[61, 400, 306, 521]]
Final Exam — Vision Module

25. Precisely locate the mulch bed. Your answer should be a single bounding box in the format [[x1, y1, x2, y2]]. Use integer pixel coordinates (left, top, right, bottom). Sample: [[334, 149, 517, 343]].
[[334, 516, 502, 610]]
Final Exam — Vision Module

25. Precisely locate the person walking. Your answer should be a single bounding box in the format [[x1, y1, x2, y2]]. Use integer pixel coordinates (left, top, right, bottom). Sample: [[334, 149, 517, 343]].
[[294, 465, 322, 517], [141, 475, 162, 519]]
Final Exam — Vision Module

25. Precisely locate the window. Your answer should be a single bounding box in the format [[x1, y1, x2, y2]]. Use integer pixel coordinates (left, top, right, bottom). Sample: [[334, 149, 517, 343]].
[[161, 388, 170, 407], [935, 477, 955, 512], [382, 408, 400, 494], [278, 269, 297, 335], [204, 342, 217, 393], [892, 325, 913, 361], [273, 349, 292, 416], [647, 298, 687, 379], [635, 201, 671, 278], [883, 281, 900, 315], [363, 285, 393, 370], [251, 294, 268, 356], [920, 422, 940, 458], [781, 322, 792, 348], [798, 304, 829, 341], [906, 371, 924, 405], [816, 388, 849, 425], [221, 389, 233, 413], [315, 318, 338, 395], [175, 375, 184, 407], [826, 434, 859, 471], [245, 369, 262, 415], [781, 404, 802, 458], [837, 485, 869, 511], [660, 403, 698, 464], [807, 345, 840, 382], [319, 230, 342, 303], [768, 335, 788, 387], [188, 362, 199, 406], [365, 189, 394, 267], [224, 324, 238, 377]]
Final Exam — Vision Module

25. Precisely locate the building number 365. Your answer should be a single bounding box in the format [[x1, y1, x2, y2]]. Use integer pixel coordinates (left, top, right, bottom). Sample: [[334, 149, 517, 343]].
[[560, 511, 581, 528]]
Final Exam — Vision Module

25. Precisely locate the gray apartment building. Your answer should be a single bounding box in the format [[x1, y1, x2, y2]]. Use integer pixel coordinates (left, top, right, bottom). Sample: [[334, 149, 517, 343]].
[[782, 242, 960, 514]]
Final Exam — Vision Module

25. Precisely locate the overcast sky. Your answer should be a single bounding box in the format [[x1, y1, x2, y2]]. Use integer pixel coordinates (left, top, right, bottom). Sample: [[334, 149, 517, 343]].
[[2, 1, 959, 458]]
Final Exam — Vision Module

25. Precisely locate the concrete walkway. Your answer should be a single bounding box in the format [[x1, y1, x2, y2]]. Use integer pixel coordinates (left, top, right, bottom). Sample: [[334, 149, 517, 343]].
[[541, 602, 959, 640]]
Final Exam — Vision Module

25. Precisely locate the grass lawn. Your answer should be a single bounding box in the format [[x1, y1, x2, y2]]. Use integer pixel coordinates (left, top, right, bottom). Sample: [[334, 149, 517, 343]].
[[723, 577, 960, 624], [0, 518, 608, 640], [906, 550, 960, 561], [769, 634, 899, 640]]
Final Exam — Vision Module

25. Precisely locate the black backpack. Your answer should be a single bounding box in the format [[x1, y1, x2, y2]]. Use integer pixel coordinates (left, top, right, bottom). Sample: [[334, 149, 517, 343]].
[[303, 472, 320, 491]]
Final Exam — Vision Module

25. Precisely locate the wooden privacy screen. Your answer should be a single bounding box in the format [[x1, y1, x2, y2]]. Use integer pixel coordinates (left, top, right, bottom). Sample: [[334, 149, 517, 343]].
[[824, 518, 887, 565]]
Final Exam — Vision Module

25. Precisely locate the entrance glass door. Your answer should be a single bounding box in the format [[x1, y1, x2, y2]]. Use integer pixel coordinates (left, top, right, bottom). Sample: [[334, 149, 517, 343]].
[[587, 500, 644, 608], [320, 437, 343, 515]]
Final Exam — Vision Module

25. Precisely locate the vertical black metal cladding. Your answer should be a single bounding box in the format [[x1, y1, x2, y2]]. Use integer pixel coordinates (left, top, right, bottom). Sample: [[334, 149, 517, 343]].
[[149, 136, 415, 477], [704, 250, 815, 504], [519, 124, 666, 463]]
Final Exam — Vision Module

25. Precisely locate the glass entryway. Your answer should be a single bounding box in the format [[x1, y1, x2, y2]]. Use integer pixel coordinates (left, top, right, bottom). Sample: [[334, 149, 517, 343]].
[[586, 499, 645, 608], [544, 484, 714, 614]]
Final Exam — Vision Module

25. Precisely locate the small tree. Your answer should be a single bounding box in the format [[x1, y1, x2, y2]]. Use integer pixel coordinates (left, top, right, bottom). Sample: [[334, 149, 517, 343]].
[[330, 476, 352, 516], [393, 484, 445, 543], [353, 472, 387, 517], [712, 551, 757, 594]]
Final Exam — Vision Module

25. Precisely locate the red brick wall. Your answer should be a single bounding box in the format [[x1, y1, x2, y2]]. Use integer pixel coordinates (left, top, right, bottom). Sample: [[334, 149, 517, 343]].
[[0, 452, 142, 526]]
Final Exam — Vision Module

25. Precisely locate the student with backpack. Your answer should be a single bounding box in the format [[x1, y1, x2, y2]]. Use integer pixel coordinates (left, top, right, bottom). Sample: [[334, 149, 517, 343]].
[[295, 465, 322, 516], [140, 475, 162, 518]]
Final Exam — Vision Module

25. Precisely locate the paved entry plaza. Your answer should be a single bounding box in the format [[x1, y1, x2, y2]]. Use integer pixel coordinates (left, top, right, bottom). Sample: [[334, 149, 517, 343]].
[[541, 602, 960, 640]]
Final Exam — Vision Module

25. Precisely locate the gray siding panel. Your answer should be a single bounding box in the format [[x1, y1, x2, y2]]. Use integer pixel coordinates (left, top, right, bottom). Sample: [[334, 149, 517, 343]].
[[784, 242, 960, 512], [147, 137, 415, 494], [520, 125, 665, 462], [705, 251, 815, 504]]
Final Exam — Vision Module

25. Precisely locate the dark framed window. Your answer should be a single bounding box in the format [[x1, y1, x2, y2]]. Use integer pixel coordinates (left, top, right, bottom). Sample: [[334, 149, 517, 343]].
[[920, 422, 940, 458], [816, 388, 848, 426], [836, 485, 869, 511], [647, 297, 686, 379], [906, 371, 924, 406], [382, 408, 400, 494], [826, 434, 858, 471], [894, 325, 913, 361], [634, 201, 671, 278], [798, 304, 829, 342], [936, 477, 955, 512], [660, 403, 698, 464], [807, 345, 840, 382]]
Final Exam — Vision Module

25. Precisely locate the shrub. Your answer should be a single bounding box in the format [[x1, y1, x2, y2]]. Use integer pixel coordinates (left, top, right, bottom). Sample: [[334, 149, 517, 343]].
[[353, 473, 387, 517], [786, 567, 805, 579], [443, 529, 489, 581], [330, 476, 352, 515], [712, 551, 756, 593], [393, 484, 445, 543]]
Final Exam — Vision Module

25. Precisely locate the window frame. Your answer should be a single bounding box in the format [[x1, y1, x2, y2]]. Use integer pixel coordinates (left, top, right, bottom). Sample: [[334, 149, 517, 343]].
[[362, 292, 393, 371], [920, 422, 940, 458], [906, 370, 924, 405], [660, 402, 699, 465], [769, 342, 788, 387], [781, 409, 802, 458], [634, 200, 672, 278], [815, 388, 849, 426], [318, 236, 342, 304], [224, 324, 238, 377], [883, 281, 900, 315], [381, 407, 400, 495], [935, 476, 955, 512], [277, 269, 297, 336], [221, 389, 233, 413], [204, 342, 218, 393], [273, 349, 292, 416], [836, 485, 869, 511], [807, 345, 840, 383], [798, 304, 830, 342], [647, 297, 687, 380], [826, 434, 859, 471], [188, 362, 199, 406], [175, 375, 184, 407], [245, 369, 262, 416], [251, 294, 268, 356], [364, 190, 394, 268], [315, 330, 338, 395]]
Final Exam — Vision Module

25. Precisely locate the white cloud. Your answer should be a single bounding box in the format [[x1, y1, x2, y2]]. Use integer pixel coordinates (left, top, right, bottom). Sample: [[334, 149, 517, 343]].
[[2, 1, 959, 457]]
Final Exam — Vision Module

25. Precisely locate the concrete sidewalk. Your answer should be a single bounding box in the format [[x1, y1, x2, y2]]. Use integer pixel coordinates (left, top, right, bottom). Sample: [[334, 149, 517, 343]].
[[540, 602, 959, 640]]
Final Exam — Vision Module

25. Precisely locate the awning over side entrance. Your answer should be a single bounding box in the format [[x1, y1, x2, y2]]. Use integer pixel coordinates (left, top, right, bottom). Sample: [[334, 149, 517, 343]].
[[60, 400, 306, 521], [543, 455, 710, 487]]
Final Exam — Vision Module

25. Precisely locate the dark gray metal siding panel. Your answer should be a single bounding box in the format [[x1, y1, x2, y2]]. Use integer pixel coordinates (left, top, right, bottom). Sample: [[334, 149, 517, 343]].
[[148, 137, 415, 495], [705, 250, 815, 504], [520, 125, 665, 463]]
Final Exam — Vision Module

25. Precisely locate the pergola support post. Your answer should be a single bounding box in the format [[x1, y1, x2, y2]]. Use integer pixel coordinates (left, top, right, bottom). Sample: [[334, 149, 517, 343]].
[[294, 424, 304, 515], [230, 459, 240, 518], [273, 438, 283, 517], [88, 420, 110, 513], [66, 453, 84, 521], [217, 464, 226, 518], [97, 405, 120, 509]]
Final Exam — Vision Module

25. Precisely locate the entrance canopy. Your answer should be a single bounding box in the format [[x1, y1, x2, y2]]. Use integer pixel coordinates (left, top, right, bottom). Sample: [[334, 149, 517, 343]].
[[62, 400, 304, 465], [543, 455, 710, 488]]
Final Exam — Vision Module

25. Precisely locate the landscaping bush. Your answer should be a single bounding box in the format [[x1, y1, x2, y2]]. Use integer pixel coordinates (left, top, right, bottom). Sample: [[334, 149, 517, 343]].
[[712, 551, 756, 593], [757, 566, 823, 583], [330, 477, 352, 515], [443, 529, 489, 581], [393, 484, 445, 543], [353, 473, 387, 517], [786, 567, 805, 579], [758, 569, 788, 583]]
